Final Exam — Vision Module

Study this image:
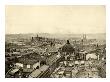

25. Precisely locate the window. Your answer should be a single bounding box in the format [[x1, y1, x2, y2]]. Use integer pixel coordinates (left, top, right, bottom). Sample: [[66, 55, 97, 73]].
[[27, 65, 30, 68]]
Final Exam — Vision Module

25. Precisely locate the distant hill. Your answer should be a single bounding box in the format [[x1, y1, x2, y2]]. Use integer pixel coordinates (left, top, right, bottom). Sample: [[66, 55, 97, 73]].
[[5, 33, 106, 42]]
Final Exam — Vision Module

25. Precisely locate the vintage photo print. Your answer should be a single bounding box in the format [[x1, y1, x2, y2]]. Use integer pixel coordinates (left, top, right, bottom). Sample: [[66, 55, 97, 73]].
[[5, 5, 106, 78]]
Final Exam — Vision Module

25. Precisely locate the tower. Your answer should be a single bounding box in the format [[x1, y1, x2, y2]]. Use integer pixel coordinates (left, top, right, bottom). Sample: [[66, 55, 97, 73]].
[[81, 34, 87, 50], [82, 34, 86, 41]]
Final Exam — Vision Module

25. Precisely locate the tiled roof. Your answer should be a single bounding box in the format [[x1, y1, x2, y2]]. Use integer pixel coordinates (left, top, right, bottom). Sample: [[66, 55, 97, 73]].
[[46, 46, 58, 52], [46, 54, 61, 66], [29, 69, 41, 78], [29, 65, 49, 78], [18, 52, 43, 65]]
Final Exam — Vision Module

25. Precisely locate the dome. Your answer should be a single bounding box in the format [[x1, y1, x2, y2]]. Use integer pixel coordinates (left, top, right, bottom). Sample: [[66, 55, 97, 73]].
[[61, 40, 74, 53]]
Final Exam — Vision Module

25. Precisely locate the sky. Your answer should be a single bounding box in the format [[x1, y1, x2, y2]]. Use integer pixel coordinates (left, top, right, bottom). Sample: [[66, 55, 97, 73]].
[[5, 5, 106, 34]]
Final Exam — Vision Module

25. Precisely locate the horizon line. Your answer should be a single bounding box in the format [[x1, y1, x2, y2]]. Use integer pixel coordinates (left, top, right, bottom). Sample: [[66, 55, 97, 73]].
[[5, 32, 106, 35]]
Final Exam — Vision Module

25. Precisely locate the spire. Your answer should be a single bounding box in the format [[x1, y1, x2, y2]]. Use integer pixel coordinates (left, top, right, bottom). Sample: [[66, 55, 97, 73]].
[[67, 40, 70, 44], [37, 34, 38, 37]]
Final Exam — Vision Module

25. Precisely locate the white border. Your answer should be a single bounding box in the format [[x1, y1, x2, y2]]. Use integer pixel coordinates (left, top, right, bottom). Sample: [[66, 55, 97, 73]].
[[0, 0, 110, 82]]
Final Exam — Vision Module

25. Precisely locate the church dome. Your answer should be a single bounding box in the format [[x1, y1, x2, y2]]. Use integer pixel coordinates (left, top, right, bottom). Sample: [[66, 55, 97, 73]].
[[61, 40, 75, 53]]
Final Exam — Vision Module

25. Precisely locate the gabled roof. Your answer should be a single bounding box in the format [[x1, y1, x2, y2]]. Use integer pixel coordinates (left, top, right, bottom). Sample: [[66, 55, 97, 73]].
[[46, 54, 61, 66], [29, 65, 49, 78]]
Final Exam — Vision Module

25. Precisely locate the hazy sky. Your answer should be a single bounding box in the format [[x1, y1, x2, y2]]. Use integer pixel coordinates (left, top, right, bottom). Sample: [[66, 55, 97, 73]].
[[5, 5, 106, 34]]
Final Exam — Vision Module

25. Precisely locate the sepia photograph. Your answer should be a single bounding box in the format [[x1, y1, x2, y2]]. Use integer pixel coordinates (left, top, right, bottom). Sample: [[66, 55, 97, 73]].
[[5, 5, 106, 78]]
